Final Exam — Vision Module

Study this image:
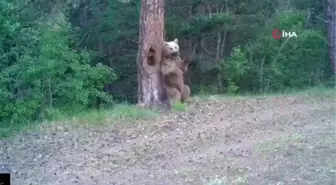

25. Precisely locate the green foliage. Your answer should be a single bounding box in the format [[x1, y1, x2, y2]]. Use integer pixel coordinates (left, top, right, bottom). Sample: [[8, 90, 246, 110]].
[[0, 103, 159, 138], [221, 47, 250, 93], [65, 104, 159, 125], [244, 11, 330, 92], [165, 0, 333, 94], [70, 0, 139, 102], [0, 0, 116, 124], [171, 101, 186, 112]]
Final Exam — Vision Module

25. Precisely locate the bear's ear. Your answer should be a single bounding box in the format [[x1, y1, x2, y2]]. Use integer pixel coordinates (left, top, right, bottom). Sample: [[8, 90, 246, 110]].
[[173, 38, 178, 44]]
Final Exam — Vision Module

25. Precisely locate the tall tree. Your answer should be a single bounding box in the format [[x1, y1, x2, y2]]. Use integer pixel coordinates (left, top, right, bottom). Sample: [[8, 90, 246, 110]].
[[327, 0, 336, 73], [137, 0, 168, 108]]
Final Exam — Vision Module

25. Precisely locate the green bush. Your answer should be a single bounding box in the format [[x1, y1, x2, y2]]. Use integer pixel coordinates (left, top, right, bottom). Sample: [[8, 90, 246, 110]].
[[220, 47, 250, 94], [245, 12, 330, 92], [0, 1, 116, 124]]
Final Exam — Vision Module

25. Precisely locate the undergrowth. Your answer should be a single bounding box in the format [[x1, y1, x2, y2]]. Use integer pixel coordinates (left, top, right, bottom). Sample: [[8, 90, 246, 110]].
[[172, 101, 187, 112], [0, 86, 334, 138], [0, 104, 159, 138]]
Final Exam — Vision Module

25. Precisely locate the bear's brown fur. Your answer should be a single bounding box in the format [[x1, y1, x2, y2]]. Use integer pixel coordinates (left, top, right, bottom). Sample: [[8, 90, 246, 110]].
[[175, 56, 190, 73], [161, 58, 184, 93], [175, 57, 191, 102], [181, 84, 190, 102], [163, 58, 190, 103], [165, 85, 181, 102], [161, 38, 191, 103]]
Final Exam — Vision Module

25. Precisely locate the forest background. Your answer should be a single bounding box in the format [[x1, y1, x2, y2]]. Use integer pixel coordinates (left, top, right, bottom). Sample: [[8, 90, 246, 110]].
[[0, 0, 334, 127]]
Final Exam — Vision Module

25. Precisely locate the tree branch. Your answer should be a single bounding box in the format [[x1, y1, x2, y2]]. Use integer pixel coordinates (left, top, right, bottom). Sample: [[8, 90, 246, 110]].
[[316, 16, 328, 24]]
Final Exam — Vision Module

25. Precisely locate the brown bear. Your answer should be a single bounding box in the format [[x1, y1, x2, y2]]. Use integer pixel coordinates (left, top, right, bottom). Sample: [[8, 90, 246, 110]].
[[161, 38, 190, 103], [181, 84, 190, 103]]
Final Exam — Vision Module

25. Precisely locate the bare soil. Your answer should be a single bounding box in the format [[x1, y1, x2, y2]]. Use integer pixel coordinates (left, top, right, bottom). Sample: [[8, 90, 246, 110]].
[[1, 93, 335, 185]]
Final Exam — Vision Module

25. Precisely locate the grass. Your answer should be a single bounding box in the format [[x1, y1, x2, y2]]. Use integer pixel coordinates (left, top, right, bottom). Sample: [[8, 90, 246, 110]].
[[193, 85, 335, 101], [110, 104, 159, 120], [68, 104, 159, 125], [240, 85, 335, 98], [0, 122, 37, 138], [171, 101, 187, 112], [0, 103, 159, 138], [254, 133, 306, 157], [293, 85, 335, 97], [1, 85, 334, 138]]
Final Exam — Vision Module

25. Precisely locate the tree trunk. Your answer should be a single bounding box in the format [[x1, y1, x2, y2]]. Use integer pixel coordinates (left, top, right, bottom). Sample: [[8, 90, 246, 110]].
[[327, 0, 336, 73], [137, 0, 169, 108]]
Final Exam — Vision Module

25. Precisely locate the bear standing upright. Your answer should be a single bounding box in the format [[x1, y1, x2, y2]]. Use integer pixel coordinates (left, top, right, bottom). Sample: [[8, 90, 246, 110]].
[[161, 38, 190, 103]]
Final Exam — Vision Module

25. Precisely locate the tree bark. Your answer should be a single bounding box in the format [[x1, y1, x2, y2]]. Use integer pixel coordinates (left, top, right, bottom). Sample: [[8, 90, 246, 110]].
[[327, 0, 336, 73], [137, 0, 169, 108]]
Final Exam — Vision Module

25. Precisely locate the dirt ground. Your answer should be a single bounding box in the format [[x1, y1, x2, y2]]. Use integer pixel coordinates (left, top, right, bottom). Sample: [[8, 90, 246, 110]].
[[1, 93, 335, 185]]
